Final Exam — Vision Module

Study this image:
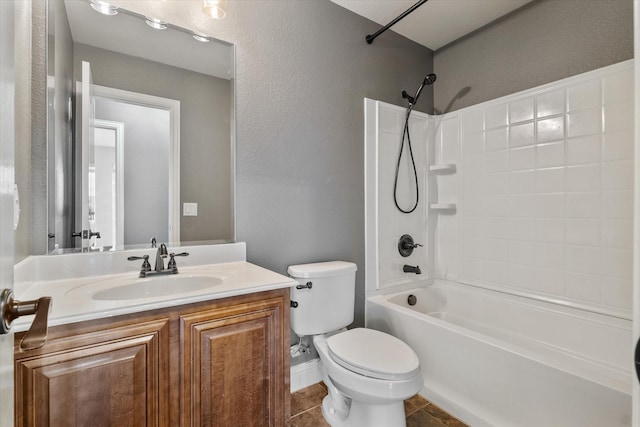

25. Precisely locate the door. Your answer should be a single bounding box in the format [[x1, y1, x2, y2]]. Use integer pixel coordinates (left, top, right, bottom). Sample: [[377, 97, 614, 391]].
[[0, 0, 16, 425], [76, 61, 96, 249]]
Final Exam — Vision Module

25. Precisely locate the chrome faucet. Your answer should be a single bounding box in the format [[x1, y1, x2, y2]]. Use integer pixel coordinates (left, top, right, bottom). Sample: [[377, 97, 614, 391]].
[[128, 244, 189, 278], [155, 243, 168, 272]]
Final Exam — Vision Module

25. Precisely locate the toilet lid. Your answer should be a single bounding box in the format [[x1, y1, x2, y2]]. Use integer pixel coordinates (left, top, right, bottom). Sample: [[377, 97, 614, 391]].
[[326, 328, 420, 381]]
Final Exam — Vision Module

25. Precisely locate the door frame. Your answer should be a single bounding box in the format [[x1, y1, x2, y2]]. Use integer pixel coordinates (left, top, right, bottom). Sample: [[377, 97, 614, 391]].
[[92, 84, 181, 245]]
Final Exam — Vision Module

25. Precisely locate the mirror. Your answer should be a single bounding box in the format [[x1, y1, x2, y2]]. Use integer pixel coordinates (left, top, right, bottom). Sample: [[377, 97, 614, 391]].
[[47, 0, 235, 253]]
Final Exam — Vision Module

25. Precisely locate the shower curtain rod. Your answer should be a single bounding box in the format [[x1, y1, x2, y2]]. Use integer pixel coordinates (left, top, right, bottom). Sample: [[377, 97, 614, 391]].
[[365, 0, 429, 44]]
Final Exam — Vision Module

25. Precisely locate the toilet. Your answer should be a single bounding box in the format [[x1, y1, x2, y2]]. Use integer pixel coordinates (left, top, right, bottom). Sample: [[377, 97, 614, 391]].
[[288, 261, 423, 427]]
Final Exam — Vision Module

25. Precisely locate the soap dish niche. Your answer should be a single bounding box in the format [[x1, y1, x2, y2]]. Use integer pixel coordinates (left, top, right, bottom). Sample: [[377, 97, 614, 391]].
[[429, 164, 456, 174], [429, 203, 457, 212]]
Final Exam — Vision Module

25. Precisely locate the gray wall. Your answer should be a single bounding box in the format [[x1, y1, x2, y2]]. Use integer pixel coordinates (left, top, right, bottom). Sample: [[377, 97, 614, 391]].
[[15, 0, 48, 261], [433, 0, 634, 113]]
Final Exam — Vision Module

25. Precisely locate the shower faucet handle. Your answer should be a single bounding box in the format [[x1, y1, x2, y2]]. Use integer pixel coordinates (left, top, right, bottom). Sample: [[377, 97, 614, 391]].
[[398, 234, 422, 257]]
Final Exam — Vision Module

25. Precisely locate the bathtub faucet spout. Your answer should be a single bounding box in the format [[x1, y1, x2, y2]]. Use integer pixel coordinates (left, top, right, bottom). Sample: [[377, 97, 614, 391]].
[[403, 264, 421, 274]]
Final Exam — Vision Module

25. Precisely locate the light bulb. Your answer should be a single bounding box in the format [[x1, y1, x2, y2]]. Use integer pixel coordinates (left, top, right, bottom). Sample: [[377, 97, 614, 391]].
[[90, 0, 118, 16], [202, 0, 227, 19], [145, 17, 168, 30], [193, 33, 211, 42]]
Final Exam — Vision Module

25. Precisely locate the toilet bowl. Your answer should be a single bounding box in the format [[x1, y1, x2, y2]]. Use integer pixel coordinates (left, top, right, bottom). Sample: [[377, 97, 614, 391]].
[[288, 261, 423, 427], [314, 329, 423, 427]]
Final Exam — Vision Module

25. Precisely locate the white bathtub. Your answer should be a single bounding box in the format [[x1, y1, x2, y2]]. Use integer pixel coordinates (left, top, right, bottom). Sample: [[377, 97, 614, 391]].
[[366, 281, 632, 427]]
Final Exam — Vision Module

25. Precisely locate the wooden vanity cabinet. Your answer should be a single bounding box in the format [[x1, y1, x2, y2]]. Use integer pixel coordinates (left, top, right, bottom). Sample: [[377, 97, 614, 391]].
[[14, 288, 290, 427]]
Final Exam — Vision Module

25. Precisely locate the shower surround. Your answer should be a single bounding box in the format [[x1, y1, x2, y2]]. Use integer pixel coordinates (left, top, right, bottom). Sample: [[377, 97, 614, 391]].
[[364, 60, 634, 425]]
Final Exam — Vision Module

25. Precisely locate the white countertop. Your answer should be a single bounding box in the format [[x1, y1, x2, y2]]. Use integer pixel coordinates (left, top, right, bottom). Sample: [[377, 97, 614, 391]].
[[13, 252, 296, 332]]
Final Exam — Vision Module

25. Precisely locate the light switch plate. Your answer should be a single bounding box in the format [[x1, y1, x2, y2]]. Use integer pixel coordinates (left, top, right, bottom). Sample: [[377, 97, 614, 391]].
[[183, 202, 198, 216]]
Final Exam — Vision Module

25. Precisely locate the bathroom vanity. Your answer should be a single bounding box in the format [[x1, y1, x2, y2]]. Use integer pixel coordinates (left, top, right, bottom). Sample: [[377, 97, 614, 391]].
[[12, 243, 293, 426]]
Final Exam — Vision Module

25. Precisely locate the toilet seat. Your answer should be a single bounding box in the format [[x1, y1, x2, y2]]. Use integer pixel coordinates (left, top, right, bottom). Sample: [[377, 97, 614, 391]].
[[326, 328, 420, 381]]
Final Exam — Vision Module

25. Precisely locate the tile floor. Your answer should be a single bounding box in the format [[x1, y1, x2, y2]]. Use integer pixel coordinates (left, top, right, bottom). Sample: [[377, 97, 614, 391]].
[[290, 382, 468, 427]]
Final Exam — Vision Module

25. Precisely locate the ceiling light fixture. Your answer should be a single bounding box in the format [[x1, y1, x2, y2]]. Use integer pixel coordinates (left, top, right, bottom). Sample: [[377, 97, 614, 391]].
[[90, 0, 118, 16], [202, 0, 227, 20], [145, 17, 168, 30], [192, 33, 211, 42]]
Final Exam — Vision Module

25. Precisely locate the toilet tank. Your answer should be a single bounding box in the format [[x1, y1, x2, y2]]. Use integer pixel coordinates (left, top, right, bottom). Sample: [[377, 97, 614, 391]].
[[288, 261, 357, 337]]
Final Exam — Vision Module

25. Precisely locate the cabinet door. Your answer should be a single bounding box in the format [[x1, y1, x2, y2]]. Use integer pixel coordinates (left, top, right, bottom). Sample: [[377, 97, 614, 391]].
[[181, 297, 287, 427], [15, 319, 169, 427]]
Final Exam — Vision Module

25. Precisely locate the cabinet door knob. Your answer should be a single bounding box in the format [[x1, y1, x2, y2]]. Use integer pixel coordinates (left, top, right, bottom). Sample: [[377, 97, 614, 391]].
[[0, 288, 52, 351]]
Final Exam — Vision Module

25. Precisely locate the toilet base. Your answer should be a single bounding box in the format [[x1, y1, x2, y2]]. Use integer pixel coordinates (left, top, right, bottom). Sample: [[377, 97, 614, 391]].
[[321, 393, 407, 427]]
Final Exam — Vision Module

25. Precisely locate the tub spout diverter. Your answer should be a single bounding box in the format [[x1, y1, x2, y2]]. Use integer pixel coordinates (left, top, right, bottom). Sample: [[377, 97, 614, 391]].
[[403, 265, 421, 274]]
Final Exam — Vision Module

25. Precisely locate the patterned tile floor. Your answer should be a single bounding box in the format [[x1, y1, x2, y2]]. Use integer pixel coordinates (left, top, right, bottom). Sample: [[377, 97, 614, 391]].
[[291, 383, 468, 426]]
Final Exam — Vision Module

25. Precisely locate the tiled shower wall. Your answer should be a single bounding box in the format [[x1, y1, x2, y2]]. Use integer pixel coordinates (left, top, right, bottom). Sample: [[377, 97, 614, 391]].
[[435, 60, 634, 316]]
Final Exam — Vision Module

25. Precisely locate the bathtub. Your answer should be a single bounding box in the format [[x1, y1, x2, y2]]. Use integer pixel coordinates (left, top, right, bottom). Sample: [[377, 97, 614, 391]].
[[366, 281, 632, 427]]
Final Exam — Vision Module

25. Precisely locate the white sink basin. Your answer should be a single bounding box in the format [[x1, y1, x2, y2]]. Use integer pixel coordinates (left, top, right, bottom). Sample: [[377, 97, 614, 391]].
[[65, 274, 224, 301], [92, 275, 224, 300]]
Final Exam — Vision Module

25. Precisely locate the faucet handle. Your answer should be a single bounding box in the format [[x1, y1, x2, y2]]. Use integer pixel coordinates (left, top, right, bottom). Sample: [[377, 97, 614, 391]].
[[167, 252, 189, 270], [128, 255, 151, 276]]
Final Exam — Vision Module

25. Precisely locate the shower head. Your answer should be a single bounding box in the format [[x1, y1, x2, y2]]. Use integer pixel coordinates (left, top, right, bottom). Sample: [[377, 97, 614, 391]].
[[423, 73, 437, 85], [403, 73, 437, 106]]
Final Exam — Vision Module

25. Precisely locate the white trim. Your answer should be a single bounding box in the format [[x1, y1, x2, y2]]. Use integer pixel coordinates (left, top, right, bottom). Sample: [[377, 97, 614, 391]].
[[92, 84, 181, 244], [290, 359, 323, 393]]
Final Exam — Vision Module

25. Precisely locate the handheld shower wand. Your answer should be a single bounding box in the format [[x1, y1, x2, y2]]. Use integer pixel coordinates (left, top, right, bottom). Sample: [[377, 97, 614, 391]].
[[401, 74, 437, 106], [394, 73, 437, 214]]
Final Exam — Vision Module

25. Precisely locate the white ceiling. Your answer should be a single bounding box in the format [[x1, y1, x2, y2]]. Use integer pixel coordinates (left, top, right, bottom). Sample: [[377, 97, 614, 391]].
[[331, 0, 534, 50]]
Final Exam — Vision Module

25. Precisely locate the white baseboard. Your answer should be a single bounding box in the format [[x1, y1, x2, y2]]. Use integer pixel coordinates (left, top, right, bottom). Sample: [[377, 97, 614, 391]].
[[290, 358, 323, 393]]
